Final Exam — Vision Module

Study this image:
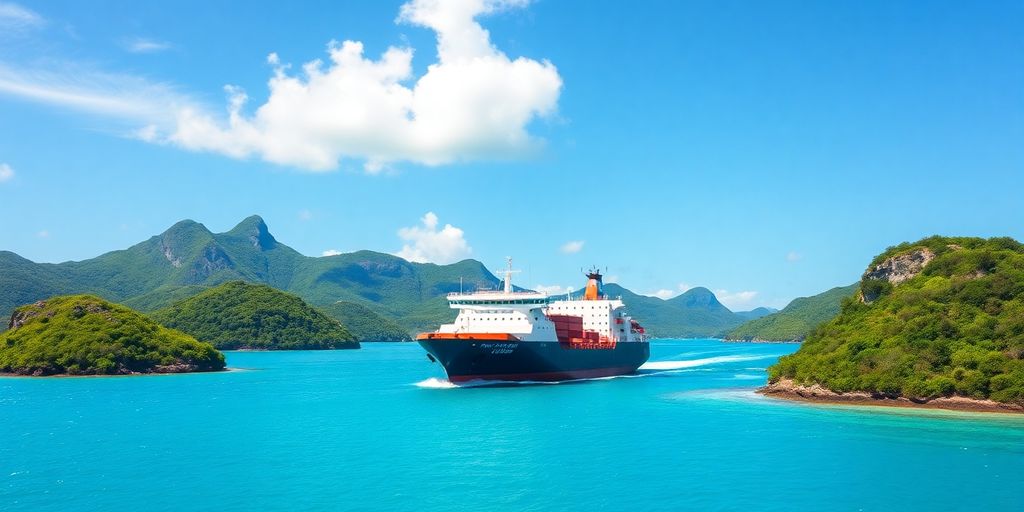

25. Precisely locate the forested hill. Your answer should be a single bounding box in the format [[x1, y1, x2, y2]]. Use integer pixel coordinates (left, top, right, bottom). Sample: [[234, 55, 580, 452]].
[[0, 295, 225, 375], [767, 236, 1024, 404], [150, 281, 359, 350], [727, 284, 858, 341]]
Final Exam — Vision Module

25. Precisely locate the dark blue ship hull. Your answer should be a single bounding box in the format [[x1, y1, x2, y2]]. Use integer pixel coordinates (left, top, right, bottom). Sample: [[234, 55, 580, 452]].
[[418, 338, 650, 383]]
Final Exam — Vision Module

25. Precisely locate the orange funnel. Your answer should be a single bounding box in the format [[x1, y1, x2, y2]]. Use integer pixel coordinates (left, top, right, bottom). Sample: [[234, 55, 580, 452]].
[[584, 270, 603, 300]]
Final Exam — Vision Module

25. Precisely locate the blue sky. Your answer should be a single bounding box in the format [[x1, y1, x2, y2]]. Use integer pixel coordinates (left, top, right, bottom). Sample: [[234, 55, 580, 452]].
[[0, 0, 1021, 310]]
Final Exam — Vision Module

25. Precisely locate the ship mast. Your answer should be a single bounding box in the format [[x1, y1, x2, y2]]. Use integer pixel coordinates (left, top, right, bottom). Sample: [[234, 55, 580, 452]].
[[502, 256, 521, 294]]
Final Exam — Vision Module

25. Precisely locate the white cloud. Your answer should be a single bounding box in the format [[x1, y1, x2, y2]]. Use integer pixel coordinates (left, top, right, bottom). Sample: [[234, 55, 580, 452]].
[[604, 275, 619, 284], [394, 212, 472, 264], [0, 162, 13, 182], [645, 289, 676, 300], [173, 0, 561, 171], [534, 284, 570, 295], [36, 229, 49, 238], [560, 240, 584, 254], [298, 209, 313, 221], [714, 289, 759, 310], [322, 249, 343, 257], [643, 282, 691, 300], [123, 37, 172, 54], [0, 0, 560, 172], [0, 2, 43, 30], [786, 251, 802, 262]]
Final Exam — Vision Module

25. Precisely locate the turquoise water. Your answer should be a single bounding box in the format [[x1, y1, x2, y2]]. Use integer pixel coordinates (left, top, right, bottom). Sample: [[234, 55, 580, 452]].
[[3, 339, 1023, 511]]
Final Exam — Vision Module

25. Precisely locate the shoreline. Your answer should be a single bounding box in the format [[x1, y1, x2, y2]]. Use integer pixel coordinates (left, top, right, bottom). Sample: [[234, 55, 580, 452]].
[[760, 378, 1024, 415], [0, 367, 236, 378], [721, 338, 801, 344]]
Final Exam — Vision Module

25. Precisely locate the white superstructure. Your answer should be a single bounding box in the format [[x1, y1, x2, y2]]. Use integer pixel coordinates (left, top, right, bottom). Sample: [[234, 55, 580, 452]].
[[434, 258, 647, 344]]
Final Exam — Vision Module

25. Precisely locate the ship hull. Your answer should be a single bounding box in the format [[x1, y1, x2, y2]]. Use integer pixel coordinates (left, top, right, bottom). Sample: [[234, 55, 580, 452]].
[[418, 338, 650, 383]]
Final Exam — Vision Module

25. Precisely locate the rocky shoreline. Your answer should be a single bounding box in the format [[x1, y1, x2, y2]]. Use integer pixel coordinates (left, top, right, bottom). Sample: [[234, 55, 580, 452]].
[[760, 378, 1024, 414]]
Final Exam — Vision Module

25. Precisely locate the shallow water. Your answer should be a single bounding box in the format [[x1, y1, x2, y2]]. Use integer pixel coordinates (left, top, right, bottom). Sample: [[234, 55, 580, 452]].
[[3, 339, 1022, 511]]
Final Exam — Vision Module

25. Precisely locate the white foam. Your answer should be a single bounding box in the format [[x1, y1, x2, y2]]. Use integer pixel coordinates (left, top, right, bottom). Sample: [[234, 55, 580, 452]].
[[413, 354, 772, 388], [731, 373, 763, 380], [639, 354, 771, 371], [413, 377, 458, 389]]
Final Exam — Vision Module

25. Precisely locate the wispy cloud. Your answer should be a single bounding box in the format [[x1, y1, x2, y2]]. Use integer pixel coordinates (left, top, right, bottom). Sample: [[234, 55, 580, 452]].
[[35, 229, 49, 238], [0, 62, 197, 129], [786, 251, 802, 262], [122, 37, 172, 54], [0, 162, 13, 182], [394, 212, 471, 264], [714, 289, 759, 310], [298, 209, 313, 221], [322, 249, 343, 257], [645, 289, 676, 300], [0, 0, 562, 173], [560, 240, 584, 254], [0, 2, 44, 31], [643, 282, 691, 300]]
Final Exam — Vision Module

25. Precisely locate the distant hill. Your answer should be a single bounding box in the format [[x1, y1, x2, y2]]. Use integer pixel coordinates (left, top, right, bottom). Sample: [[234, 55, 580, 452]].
[[727, 284, 858, 341], [734, 307, 777, 321], [150, 281, 358, 350], [0, 295, 224, 375], [316, 301, 411, 342], [766, 236, 1024, 406]]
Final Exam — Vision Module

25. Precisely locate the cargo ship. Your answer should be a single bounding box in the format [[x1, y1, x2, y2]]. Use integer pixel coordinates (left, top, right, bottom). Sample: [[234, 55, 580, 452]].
[[417, 259, 650, 383]]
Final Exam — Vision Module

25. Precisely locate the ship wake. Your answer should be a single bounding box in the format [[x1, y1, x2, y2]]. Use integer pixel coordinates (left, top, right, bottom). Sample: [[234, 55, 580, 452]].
[[639, 354, 773, 371], [414, 353, 773, 388]]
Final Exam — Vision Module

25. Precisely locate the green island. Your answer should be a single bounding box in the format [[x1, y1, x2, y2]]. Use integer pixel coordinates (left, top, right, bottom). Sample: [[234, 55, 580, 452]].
[[150, 281, 359, 350], [726, 284, 858, 342], [763, 236, 1024, 412], [0, 295, 225, 376]]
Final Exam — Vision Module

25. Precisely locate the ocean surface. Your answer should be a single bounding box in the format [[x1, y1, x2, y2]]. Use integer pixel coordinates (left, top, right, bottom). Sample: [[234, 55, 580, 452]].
[[3, 339, 1023, 511]]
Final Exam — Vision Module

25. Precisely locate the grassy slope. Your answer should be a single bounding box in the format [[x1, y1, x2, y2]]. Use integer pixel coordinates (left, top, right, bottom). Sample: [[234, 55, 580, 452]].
[[768, 236, 1024, 404], [727, 284, 858, 341], [0, 295, 224, 375], [150, 281, 358, 350], [316, 301, 412, 341]]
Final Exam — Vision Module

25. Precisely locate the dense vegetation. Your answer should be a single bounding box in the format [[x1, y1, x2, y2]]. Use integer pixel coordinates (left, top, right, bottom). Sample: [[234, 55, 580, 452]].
[[768, 236, 1024, 404], [316, 301, 411, 341], [151, 281, 359, 350], [0, 295, 225, 375], [728, 284, 858, 341]]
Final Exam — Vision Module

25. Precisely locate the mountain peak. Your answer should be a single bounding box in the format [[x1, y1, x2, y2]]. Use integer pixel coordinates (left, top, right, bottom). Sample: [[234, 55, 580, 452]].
[[670, 286, 725, 310], [227, 215, 276, 250], [161, 219, 211, 237]]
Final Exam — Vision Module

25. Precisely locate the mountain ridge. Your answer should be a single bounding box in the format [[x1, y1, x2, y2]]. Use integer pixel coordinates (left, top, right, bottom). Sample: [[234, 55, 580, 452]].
[[2, 216, 760, 337]]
